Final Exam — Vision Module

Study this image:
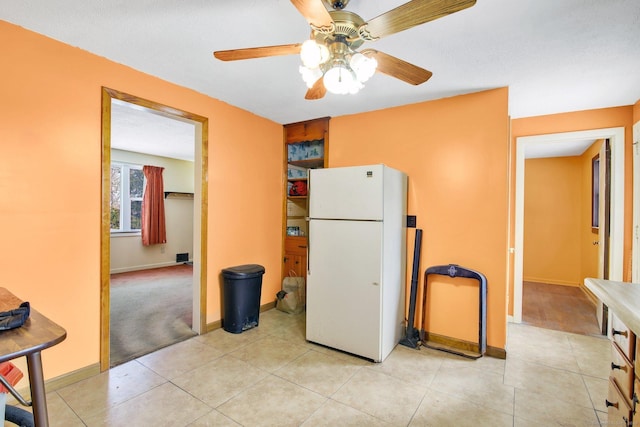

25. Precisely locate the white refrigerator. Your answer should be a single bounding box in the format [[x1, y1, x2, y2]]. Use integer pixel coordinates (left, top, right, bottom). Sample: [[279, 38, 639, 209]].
[[306, 164, 407, 362]]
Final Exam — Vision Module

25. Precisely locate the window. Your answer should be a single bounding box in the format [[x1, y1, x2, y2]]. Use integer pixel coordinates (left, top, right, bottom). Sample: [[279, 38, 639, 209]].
[[111, 163, 144, 232]]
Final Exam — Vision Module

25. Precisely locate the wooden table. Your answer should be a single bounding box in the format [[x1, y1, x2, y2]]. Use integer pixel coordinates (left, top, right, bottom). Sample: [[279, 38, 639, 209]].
[[0, 288, 67, 427]]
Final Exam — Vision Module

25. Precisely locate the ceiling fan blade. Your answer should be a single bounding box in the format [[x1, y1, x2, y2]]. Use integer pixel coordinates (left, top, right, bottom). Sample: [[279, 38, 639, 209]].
[[214, 44, 302, 61], [362, 49, 433, 85], [362, 0, 476, 40], [290, 0, 334, 31], [305, 78, 327, 100]]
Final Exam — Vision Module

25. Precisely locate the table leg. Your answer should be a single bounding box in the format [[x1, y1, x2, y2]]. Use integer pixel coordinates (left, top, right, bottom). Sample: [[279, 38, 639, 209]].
[[26, 351, 49, 427]]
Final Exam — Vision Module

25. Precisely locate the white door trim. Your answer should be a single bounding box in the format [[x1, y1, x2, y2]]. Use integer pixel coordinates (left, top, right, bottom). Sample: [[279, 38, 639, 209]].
[[633, 122, 640, 283], [513, 127, 625, 323]]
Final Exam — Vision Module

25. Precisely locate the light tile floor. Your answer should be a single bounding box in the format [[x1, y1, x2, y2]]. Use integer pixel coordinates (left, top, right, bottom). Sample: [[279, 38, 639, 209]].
[[39, 309, 610, 426]]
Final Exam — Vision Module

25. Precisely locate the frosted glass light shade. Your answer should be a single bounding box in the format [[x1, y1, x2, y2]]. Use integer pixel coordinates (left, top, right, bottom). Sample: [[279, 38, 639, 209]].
[[300, 40, 329, 69], [323, 64, 359, 95], [299, 65, 322, 88], [350, 53, 377, 82]]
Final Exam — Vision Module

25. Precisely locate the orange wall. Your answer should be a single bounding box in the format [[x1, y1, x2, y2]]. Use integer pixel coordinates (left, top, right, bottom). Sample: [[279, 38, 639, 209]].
[[522, 142, 602, 287], [634, 99, 640, 124], [523, 156, 582, 285], [510, 107, 635, 315], [0, 21, 283, 379], [3, 18, 636, 381], [330, 88, 510, 349]]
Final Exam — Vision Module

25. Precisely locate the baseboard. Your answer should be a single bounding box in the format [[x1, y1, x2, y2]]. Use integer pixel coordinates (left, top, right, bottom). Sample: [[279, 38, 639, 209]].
[[203, 306, 510, 359], [523, 277, 579, 287], [110, 261, 184, 275], [47, 363, 101, 391], [422, 331, 506, 359], [205, 301, 276, 333], [6, 363, 101, 405], [260, 301, 276, 312], [579, 283, 598, 306], [486, 346, 507, 359], [10, 303, 279, 402], [205, 319, 222, 333]]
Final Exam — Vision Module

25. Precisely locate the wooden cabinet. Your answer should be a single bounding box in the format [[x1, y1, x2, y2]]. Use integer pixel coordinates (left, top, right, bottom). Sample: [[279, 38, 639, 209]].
[[585, 279, 640, 427], [611, 342, 634, 402], [284, 236, 307, 278], [607, 378, 633, 426], [282, 118, 329, 282], [605, 315, 637, 426]]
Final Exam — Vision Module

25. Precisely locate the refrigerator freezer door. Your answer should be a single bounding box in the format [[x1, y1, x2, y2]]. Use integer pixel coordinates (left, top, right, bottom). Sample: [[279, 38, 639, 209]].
[[306, 219, 383, 361], [309, 165, 384, 221]]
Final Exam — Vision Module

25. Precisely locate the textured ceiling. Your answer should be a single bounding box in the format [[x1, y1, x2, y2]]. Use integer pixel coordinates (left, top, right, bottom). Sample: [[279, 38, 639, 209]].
[[2, 0, 639, 124], [2, 0, 638, 160], [110, 100, 196, 161]]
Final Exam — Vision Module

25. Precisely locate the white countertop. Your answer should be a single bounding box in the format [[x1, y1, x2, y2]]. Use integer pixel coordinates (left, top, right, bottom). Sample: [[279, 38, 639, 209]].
[[584, 278, 640, 334]]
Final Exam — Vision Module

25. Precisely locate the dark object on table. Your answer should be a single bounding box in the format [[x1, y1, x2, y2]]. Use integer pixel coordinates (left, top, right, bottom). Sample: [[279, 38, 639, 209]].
[[0, 302, 30, 331]]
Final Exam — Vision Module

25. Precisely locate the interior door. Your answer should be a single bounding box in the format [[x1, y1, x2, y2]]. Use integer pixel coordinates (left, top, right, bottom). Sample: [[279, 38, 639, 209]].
[[306, 219, 382, 360]]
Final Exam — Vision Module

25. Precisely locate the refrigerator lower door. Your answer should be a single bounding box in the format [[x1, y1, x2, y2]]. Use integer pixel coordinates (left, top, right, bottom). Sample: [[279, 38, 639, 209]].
[[306, 219, 383, 361]]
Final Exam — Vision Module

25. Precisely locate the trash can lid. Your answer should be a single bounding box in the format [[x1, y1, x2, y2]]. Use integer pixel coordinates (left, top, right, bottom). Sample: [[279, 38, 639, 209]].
[[221, 264, 265, 279]]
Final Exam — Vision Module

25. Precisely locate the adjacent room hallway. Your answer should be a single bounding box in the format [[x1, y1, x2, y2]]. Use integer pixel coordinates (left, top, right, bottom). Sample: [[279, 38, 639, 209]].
[[521, 281, 601, 336]]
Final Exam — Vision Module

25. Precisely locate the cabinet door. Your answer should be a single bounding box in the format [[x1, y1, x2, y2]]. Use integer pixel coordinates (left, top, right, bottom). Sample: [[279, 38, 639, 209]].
[[606, 378, 632, 427], [284, 236, 307, 280], [284, 253, 302, 277], [610, 343, 634, 401], [611, 313, 636, 361], [284, 118, 328, 143]]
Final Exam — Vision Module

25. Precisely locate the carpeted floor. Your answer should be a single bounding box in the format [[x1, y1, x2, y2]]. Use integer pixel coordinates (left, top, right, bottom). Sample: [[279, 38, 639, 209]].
[[110, 264, 196, 367]]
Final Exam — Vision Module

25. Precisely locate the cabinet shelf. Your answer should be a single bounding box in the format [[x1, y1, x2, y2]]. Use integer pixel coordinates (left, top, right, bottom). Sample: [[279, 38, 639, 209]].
[[283, 117, 329, 282], [288, 158, 324, 169]]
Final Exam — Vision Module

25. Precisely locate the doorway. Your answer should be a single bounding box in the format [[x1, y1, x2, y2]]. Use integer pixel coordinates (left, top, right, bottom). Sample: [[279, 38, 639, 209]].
[[100, 87, 209, 371], [513, 128, 625, 326]]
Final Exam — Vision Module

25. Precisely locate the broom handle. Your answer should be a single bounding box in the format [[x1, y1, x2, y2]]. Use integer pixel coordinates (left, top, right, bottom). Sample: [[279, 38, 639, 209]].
[[406, 229, 422, 337]]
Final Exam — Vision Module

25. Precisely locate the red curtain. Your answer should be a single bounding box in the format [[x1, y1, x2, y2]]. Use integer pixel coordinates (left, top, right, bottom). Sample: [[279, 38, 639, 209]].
[[141, 165, 166, 246]]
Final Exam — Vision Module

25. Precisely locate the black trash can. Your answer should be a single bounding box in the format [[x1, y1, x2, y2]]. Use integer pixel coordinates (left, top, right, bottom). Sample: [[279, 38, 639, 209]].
[[221, 264, 265, 333]]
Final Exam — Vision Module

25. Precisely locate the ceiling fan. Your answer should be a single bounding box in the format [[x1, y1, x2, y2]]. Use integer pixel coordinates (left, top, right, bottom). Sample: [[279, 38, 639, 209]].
[[213, 0, 476, 100]]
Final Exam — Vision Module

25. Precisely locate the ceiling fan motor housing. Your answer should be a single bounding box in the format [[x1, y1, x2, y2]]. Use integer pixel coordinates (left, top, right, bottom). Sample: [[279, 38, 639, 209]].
[[324, 0, 350, 10], [314, 10, 366, 50]]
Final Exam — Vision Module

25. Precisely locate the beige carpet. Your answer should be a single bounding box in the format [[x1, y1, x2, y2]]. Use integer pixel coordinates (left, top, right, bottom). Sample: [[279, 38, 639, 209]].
[[109, 264, 196, 366]]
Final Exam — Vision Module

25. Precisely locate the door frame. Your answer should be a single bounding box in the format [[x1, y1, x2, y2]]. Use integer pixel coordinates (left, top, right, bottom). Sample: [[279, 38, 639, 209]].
[[100, 87, 209, 371], [512, 127, 625, 323], [633, 121, 640, 283]]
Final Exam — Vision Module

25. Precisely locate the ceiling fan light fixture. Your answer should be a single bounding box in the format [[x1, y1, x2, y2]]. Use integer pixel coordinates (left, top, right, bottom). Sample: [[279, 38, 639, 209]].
[[299, 65, 323, 88], [350, 53, 377, 82], [300, 39, 329, 68], [323, 62, 359, 95]]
